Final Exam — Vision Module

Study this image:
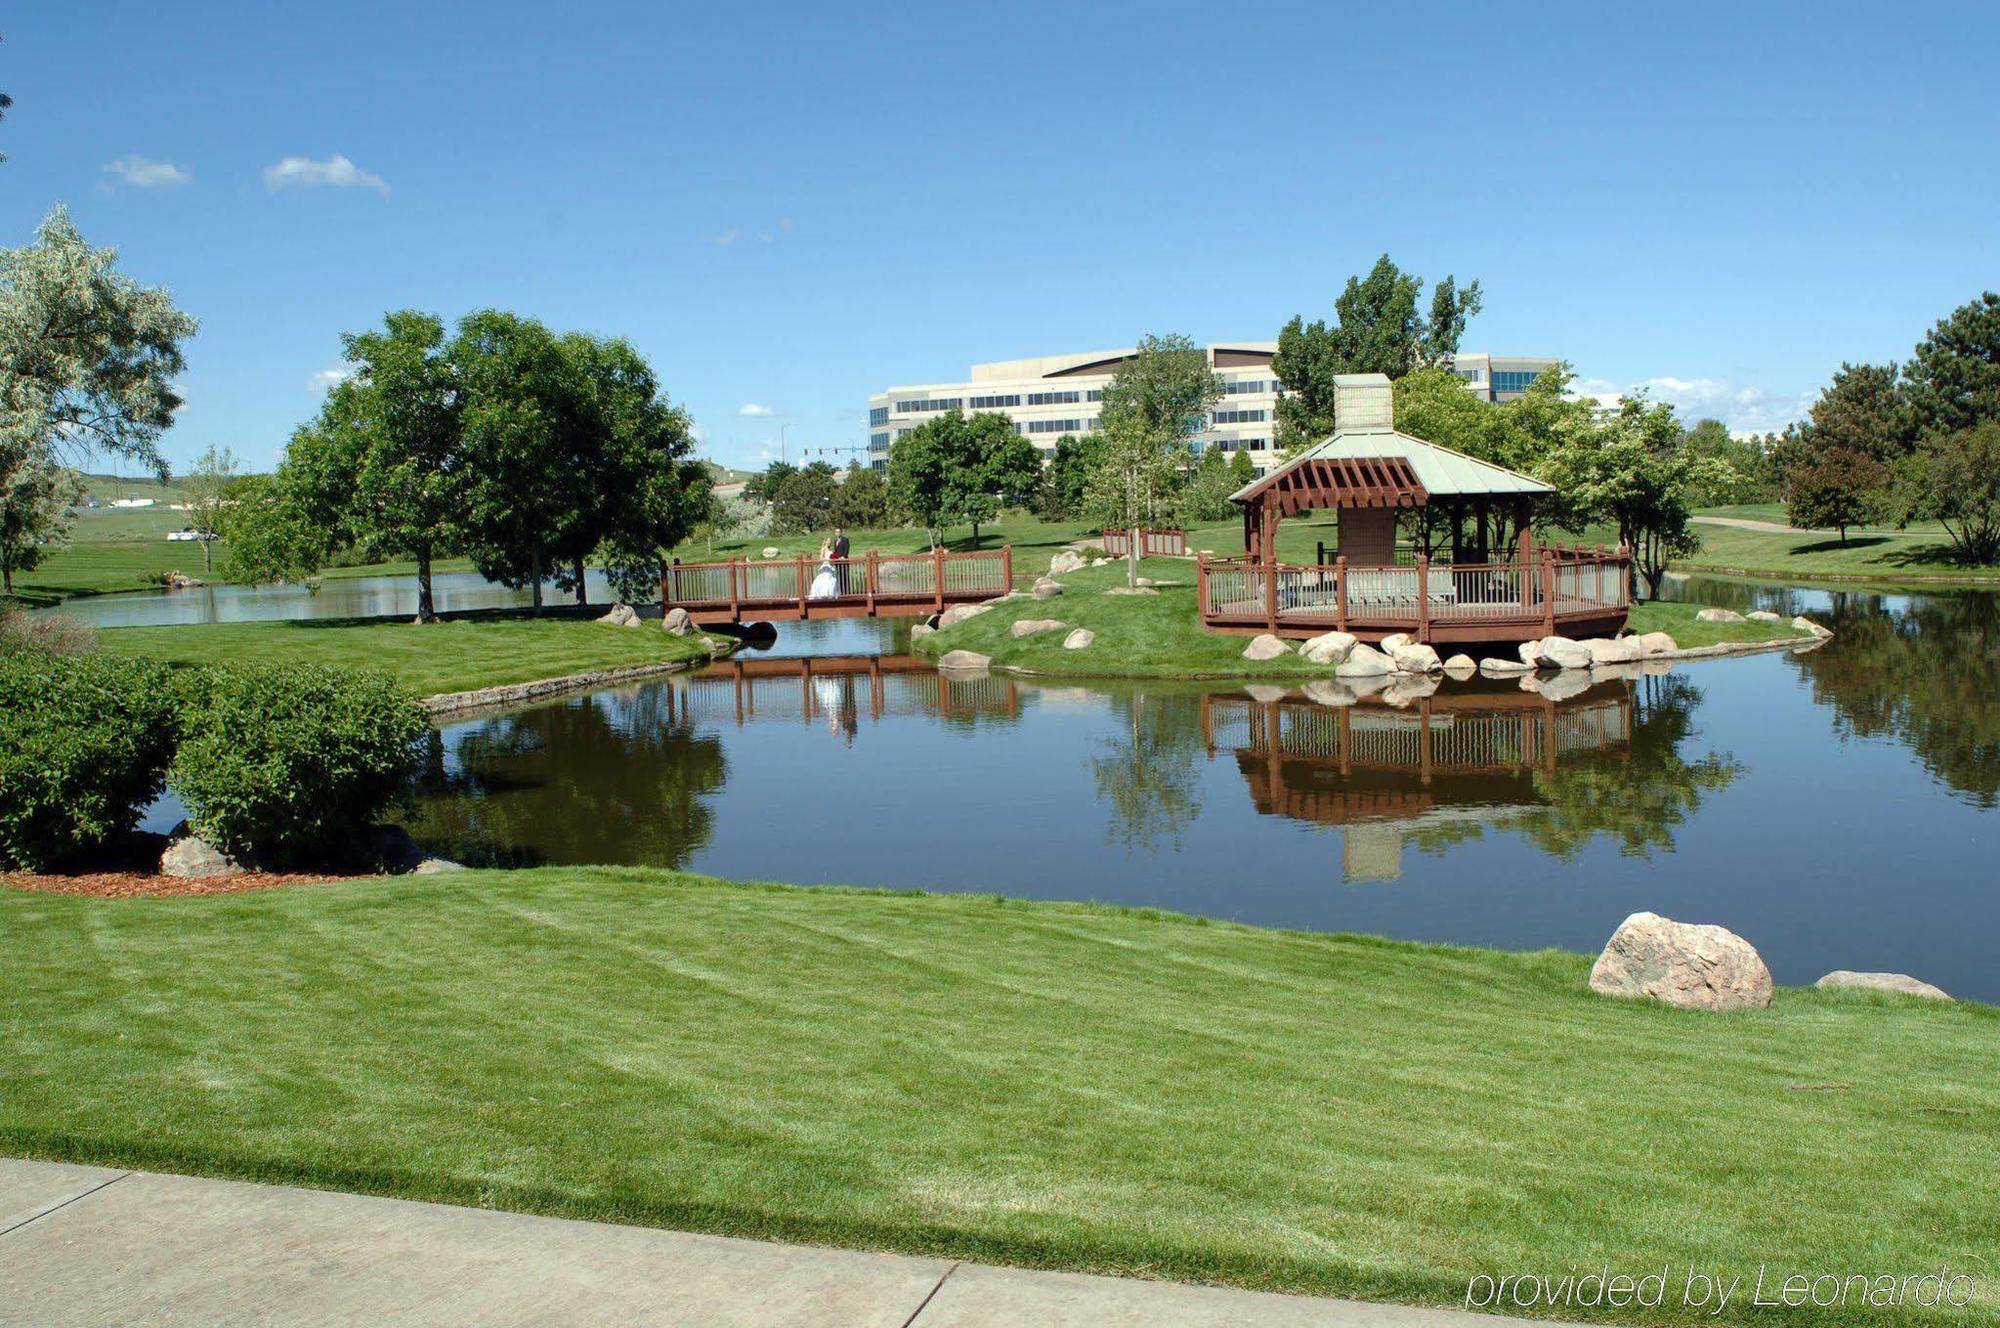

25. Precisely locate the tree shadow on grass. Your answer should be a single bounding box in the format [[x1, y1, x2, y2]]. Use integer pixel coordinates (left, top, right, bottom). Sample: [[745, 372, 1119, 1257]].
[[280, 605, 603, 631], [1790, 537, 1892, 556]]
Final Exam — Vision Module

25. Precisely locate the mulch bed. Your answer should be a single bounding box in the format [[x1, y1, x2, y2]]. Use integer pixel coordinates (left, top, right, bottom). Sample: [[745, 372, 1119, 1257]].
[[2, 870, 352, 899], [1, 832, 358, 899]]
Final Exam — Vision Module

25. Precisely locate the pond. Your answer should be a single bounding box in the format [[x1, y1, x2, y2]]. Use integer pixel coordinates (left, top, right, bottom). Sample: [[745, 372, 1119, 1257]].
[[37, 568, 628, 628], [381, 577, 2000, 1001]]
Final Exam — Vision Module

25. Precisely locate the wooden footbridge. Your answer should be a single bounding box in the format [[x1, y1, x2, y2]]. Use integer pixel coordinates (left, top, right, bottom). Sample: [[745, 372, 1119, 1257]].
[[662, 548, 1012, 626]]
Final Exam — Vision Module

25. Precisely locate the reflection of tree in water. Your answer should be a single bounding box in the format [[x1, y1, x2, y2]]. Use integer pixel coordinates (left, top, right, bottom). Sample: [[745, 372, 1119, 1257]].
[[1791, 591, 2000, 809], [1515, 672, 1740, 857], [404, 685, 727, 868], [1090, 692, 1206, 851]]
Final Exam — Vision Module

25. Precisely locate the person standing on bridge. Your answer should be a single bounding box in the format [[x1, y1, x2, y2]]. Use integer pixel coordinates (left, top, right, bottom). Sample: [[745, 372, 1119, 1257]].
[[810, 538, 840, 599], [831, 526, 850, 594]]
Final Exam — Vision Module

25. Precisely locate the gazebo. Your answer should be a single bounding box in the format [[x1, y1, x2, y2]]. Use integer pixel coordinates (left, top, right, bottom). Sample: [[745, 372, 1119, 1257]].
[[1195, 373, 1629, 644]]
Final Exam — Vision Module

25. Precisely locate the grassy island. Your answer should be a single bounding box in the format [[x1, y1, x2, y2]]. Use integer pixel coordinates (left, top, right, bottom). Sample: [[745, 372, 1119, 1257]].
[[911, 555, 1821, 679], [1, 869, 1991, 1325], [99, 608, 720, 698]]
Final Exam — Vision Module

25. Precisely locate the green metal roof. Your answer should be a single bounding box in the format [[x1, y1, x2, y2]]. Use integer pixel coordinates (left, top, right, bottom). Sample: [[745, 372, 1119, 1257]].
[[1228, 426, 1554, 505]]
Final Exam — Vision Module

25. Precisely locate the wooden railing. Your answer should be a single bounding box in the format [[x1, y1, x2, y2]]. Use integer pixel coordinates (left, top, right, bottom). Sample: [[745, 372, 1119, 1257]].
[[662, 547, 1012, 622], [1196, 544, 1629, 642], [1101, 527, 1187, 558]]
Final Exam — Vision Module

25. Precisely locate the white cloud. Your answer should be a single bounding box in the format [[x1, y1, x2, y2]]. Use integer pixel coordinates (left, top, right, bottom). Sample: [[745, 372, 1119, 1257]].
[[263, 154, 388, 193], [102, 156, 191, 188], [737, 402, 778, 417], [1577, 374, 1811, 435], [308, 365, 355, 394], [707, 228, 742, 246]]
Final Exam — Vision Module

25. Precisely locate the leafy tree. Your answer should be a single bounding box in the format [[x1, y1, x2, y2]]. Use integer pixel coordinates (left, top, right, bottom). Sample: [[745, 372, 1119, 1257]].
[[232, 311, 462, 620], [1272, 254, 1482, 452], [1800, 362, 1915, 462], [954, 412, 1040, 548], [1790, 448, 1887, 541], [1090, 334, 1221, 584], [451, 311, 592, 609], [886, 413, 958, 546], [0, 450, 81, 593], [1038, 434, 1103, 521], [690, 482, 746, 558], [744, 461, 796, 504], [1677, 418, 1761, 505], [569, 333, 705, 603], [831, 461, 891, 530], [1228, 447, 1255, 488], [1903, 292, 2000, 438], [181, 444, 239, 574], [1538, 395, 1734, 598], [0, 206, 198, 477], [771, 460, 838, 535], [1177, 445, 1237, 524], [1892, 420, 2000, 564]]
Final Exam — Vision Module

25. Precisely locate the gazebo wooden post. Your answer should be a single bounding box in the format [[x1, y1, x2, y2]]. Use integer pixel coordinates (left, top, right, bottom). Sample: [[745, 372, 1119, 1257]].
[[1264, 557, 1279, 632], [1196, 552, 1211, 619], [1416, 555, 1431, 643], [1541, 550, 1557, 636], [1518, 522, 1535, 612], [1335, 555, 1349, 631]]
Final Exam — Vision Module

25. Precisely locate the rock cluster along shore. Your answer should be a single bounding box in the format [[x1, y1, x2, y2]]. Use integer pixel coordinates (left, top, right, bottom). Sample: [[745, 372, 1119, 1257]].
[[1587, 910, 1953, 1011]]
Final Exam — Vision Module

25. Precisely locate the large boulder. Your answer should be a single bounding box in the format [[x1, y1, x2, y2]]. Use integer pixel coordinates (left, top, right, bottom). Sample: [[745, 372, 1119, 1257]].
[[1031, 577, 1064, 600], [1588, 911, 1773, 1011], [1745, 610, 1783, 622], [1387, 640, 1443, 674], [1537, 636, 1594, 670], [1584, 636, 1643, 665], [1242, 633, 1292, 661], [1635, 630, 1678, 656], [1441, 654, 1477, 679], [1048, 549, 1087, 576], [1815, 971, 1952, 1001], [1379, 633, 1413, 654], [598, 603, 639, 627], [939, 602, 993, 629], [1479, 657, 1531, 675], [1518, 639, 1543, 667], [1695, 607, 1745, 623], [761, 546, 781, 559], [1335, 643, 1395, 678], [1299, 630, 1358, 666], [1793, 615, 1834, 639], [160, 835, 240, 880], [936, 650, 991, 672], [1104, 586, 1158, 596], [1062, 628, 1095, 650], [1010, 618, 1067, 639], [910, 622, 935, 642], [662, 606, 695, 636]]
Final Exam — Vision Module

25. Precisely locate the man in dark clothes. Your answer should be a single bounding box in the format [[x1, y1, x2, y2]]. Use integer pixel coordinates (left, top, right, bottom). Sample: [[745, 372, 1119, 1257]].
[[831, 527, 850, 593]]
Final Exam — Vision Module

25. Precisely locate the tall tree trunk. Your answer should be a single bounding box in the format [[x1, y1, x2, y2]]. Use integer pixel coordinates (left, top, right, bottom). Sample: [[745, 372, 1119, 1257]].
[[201, 538, 212, 574], [416, 546, 436, 623], [1125, 468, 1140, 588], [573, 556, 587, 606], [530, 548, 544, 611]]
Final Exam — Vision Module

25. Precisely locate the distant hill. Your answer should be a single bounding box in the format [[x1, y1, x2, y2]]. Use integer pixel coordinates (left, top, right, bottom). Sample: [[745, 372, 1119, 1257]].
[[76, 472, 192, 505]]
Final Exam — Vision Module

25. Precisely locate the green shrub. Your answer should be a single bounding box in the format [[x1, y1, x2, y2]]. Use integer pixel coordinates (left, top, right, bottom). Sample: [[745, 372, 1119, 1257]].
[[0, 653, 178, 870], [169, 663, 428, 864]]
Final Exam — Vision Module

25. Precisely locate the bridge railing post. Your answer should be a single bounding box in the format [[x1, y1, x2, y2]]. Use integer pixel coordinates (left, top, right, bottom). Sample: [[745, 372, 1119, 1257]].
[[1001, 544, 1012, 594], [866, 550, 878, 614], [729, 558, 741, 621], [796, 553, 809, 619], [933, 545, 945, 612]]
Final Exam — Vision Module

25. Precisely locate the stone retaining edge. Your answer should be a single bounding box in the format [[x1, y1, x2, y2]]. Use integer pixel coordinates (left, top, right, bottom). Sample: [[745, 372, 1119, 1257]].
[[422, 641, 733, 717]]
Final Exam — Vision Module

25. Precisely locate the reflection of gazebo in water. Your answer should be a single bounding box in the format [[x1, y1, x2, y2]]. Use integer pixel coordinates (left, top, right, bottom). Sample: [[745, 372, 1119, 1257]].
[[1201, 684, 1633, 883], [1196, 373, 1631, 643], [670, 654, 1021, 736]]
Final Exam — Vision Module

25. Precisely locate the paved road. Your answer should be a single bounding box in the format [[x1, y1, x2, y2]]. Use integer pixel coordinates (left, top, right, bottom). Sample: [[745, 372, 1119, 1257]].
[[0, 1158, 1569, 1327]]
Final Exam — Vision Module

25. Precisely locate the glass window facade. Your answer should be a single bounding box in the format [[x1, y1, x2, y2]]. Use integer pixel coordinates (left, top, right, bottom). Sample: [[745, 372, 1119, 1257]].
[[1027, 390, 1081, 406], [894, 397, 962, 413], [868, 406, 889, 426], [1213, 408, 1267, 425], [968, 394, 1021, 409], [1026, 418, 1084, 434], [869, 431, 889, 452], [1493, 371, 1539, 395]]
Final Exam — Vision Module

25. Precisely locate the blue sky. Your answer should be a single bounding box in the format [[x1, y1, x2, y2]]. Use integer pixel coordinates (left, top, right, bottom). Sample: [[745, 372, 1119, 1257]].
[[5, 1, 1995, 474]]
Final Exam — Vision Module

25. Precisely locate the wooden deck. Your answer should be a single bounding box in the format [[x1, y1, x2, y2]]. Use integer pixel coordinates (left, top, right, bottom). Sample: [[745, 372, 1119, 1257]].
[[662, 548, 1011, 626], [1196, 545, 1630, 644]]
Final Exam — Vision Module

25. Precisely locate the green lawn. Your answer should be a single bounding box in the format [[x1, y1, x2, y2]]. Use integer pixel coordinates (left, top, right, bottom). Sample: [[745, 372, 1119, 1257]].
[[1675, 522, 2000, 585], [6, 509, 219, 606], [98, 609, 719, 697], [1625, 600, 1812, 649], [1, 870, 1992, 1324]]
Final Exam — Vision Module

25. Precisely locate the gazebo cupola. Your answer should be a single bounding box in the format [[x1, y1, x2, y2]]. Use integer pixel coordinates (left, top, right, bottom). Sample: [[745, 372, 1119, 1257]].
[[1227, 373, 1554, 566]]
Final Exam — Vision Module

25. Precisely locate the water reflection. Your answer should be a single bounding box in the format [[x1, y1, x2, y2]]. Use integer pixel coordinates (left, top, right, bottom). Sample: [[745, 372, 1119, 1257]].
[[1198, 678, 1736, 882], [673, 653, 1023, 739]]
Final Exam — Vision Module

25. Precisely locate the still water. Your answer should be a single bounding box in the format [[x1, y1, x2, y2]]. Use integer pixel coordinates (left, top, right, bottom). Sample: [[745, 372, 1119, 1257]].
[[40, 569, 624, 628], [382, 578, 2000, 1001]]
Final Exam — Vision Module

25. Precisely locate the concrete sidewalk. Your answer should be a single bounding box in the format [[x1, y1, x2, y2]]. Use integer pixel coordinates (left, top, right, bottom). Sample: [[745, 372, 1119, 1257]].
[[0, 1158, 1559, 1327]]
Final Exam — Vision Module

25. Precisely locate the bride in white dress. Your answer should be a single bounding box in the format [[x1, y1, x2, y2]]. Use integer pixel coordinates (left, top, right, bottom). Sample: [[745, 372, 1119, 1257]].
[[808, 539, 840, 599]]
